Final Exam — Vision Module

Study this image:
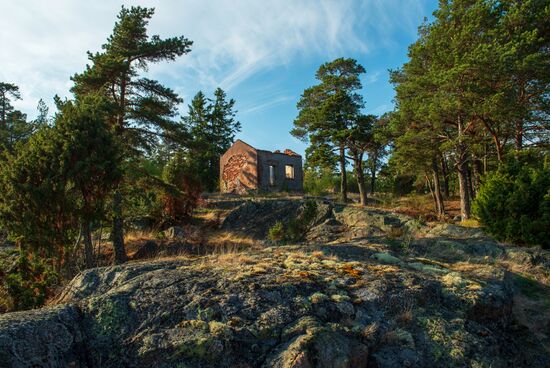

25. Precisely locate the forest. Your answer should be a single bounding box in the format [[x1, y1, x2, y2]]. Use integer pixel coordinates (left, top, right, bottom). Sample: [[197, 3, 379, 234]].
[[0, 0, 549, 317]]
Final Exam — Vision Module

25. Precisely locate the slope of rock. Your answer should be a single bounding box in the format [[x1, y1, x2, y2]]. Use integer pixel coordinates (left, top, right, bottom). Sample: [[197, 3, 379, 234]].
[[1, 200, 549, 367]]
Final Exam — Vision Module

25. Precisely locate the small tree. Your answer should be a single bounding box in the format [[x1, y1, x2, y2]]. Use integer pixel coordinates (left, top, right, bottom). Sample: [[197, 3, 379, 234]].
[[473, 153, 550, 248], [0, 94, 120, 272], [55, 95, 121, 268], [162, 151, 202, 222]]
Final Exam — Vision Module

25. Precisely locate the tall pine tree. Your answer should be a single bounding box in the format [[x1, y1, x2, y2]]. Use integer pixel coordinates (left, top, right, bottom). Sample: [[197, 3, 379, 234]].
[[292, 58, 365, 202], [71, 6, 193, 264], [184, 88, 240, 192]]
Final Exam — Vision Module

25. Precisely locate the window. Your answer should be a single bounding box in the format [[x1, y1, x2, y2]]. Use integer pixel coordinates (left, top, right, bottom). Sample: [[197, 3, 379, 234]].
[[269, 165, 275, 186], [285, 165, 294, 179]]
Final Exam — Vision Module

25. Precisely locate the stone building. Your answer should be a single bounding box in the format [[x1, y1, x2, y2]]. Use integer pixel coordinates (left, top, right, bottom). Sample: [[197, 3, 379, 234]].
[[220, 139, 303, 193]]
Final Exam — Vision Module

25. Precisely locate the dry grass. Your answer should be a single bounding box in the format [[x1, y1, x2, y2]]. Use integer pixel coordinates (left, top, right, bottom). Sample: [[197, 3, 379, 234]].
[[364, 264, 400, 275], [125, 230, 158, 243], [215, 252, 256, 265], [397, 310, 414, 326], [205, 230, 258, 252], [458, 219, 481, 228], [362, 322, 379, 340]]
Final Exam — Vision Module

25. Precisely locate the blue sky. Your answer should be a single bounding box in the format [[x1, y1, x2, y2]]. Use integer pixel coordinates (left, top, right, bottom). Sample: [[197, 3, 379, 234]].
[[0, 0, 438, 157]]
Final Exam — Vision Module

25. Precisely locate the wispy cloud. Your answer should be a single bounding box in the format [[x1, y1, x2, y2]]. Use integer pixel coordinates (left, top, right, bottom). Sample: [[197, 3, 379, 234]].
[[0, 0, 433, 119], [367, 103, 393, 116], [240, 95, 295, 116], [363, 71, 382, 85]]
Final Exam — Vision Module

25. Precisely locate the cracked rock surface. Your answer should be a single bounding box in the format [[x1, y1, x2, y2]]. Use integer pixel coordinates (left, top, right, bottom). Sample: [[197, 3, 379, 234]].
[[1, 201, 549, 367]]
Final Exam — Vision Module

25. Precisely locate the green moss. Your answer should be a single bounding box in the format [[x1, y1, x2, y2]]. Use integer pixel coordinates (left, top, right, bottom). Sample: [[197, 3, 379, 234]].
[[208, 321, 231, 337], [372, 252, 402, 265], [282, 316, 320, 339], [417, 316, 473, 365], [408, 262, 447, 275], [172, 337, 211, 360], [294, 295, 312, 312], [251, 325, 278, 340], [179, 319, 209, 331], [197, 306, 215, 321], [90, 297, 129, 336]]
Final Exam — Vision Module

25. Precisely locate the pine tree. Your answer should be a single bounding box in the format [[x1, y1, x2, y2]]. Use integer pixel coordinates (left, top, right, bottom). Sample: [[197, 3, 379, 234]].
[[34, 99, 49, 126], [0, 83, 35, 151], [184, 88, 240, 192], [346, 114, 375, 206], [0, 94, 120, 272], [55, 95, 121, 268], [71, 6, 193, 264], [292, 58, 365, 202]]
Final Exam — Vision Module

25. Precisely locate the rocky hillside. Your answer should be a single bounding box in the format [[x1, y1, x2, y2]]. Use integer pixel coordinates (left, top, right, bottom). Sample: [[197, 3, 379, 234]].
[[1, 199, 549, 367]]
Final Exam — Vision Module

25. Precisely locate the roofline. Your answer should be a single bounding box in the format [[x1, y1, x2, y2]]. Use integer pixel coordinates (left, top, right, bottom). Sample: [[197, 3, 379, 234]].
[[233, 139, 256, 150], [257, 149, 302, 158], [229, 139, 302, 158]]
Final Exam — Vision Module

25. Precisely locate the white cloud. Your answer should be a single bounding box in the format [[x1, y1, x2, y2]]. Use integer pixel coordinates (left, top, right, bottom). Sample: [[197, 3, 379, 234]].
[[367, 103, 392, 116], [0, 0, 431, 118], [363, 70, 382, 85]]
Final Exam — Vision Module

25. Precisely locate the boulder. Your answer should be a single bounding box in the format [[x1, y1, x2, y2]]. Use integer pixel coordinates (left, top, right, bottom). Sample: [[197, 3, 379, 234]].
[[0, 304, 85, 368], [221, 199, 332, 239], [426, 223, 487, 239]]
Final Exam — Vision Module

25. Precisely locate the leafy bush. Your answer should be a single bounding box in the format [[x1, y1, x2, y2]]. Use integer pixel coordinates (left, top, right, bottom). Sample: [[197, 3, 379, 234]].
[[268, 200, 318, 243], [267, 221, 285, 242], [162, 151, 202, 222], [0, 250, 58, 311], [473, 154, 550, 248]]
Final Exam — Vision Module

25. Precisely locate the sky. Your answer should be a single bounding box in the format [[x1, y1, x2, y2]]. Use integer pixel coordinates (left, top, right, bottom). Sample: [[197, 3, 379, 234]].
[[0, 0, 439, 157]]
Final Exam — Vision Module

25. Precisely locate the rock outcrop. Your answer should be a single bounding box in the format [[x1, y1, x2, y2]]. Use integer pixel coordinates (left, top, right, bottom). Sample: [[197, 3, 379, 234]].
[[1, 200, 549, 367]]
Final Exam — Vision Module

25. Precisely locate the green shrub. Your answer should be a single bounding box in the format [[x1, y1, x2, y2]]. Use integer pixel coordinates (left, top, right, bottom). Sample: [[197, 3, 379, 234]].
[[0, 250, 59, 311], [268, 221, 285, 242], [473, 154, 550, 248]]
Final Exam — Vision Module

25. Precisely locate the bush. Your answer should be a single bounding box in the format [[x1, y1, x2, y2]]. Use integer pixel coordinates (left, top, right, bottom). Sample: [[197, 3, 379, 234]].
[[162, 151, 202, 222], [0, 250, 58, 311], [267, 221, 285, 242], [473, 154, 550, 248]]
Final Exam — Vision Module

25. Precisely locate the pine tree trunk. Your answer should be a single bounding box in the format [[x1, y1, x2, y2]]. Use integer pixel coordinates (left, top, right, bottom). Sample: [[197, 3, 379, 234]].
[[1, 93, 5, 127], [440, 155, 450, 198], [456, 118, 471, 220], [83, 222, 94, 269], [515, 120, 523, 153], [112, 190, 127, 265], [467, 165, 475, 200], [354, 153, 367, 206], [370, 151, 378, 195], [472, 156, 482, 194], [457, 162, 471, 220], [339, 145, 347, 203], [425, 173, 436, 210], [432, 159, 445, 219], [492, 135, 504, 163]]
